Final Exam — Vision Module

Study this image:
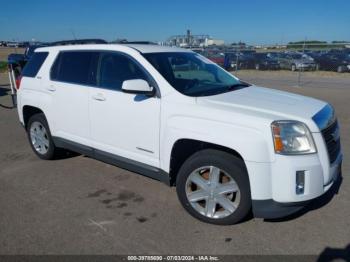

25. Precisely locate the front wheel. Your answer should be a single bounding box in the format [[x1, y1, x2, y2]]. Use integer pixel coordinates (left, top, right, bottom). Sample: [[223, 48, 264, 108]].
[[176, 149, 251, 225]]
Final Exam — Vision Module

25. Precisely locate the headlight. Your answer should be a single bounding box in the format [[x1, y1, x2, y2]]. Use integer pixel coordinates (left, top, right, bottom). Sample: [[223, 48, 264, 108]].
[[271, 121, 316, 155]]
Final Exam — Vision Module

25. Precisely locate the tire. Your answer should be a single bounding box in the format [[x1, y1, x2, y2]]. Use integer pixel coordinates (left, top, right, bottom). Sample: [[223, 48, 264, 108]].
[[291, 64, 296, 71], [176, 149, 251, 225], [27, 113, 58, 160]]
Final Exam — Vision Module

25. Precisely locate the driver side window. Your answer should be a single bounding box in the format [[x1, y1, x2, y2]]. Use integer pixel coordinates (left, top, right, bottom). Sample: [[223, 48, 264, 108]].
[[168, 55, 215, 82], [97, 52, 147, 90]]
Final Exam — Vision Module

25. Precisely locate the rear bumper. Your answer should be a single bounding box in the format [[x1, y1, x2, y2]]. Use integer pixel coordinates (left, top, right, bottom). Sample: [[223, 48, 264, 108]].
[[297, 64, 317, 70]]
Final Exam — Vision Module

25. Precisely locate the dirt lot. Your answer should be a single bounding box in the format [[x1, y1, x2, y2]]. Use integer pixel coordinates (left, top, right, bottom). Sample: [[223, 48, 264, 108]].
[[0, 71, 349, 256], [0, 47, 25, 61]]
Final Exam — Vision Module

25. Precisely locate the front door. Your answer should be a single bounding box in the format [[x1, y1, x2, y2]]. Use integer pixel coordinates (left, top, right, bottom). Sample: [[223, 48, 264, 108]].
[[89, 51, 161, 167]]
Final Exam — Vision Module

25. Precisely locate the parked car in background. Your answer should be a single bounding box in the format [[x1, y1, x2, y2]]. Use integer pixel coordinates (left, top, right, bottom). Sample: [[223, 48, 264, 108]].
[[266, 52, 280, 60], [278, 53, 317, 71], [252, 53, 280, 70], [205, 52, 225, 67], [7, 53, 26, 77], [225, 52, 255, 70], [327, 49, 350, 56], [240, 50, 256, 56], [314, 53, 350, 73], [7, 45, 42, 78]]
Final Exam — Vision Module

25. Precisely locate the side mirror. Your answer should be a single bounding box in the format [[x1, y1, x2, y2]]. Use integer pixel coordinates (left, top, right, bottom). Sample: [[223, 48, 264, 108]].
[[121, 79, 155, 96]]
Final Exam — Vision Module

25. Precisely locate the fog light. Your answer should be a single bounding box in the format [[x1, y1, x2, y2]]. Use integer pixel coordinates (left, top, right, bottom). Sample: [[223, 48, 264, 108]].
[[296, 171, 305, 195]]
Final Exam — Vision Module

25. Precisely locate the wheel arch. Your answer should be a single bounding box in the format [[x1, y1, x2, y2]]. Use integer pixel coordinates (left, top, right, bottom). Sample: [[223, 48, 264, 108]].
[[169, 138, 246, 186], [22, 105, 45, 129]]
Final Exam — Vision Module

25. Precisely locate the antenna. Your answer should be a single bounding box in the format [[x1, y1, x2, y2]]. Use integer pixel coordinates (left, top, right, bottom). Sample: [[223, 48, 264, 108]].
[[70, 29, 77, 40]]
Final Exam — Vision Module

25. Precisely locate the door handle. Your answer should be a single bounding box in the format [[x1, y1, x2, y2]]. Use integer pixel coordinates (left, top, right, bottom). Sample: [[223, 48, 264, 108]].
[[46, 85, 56, 92], [92, 93, 106, 101]]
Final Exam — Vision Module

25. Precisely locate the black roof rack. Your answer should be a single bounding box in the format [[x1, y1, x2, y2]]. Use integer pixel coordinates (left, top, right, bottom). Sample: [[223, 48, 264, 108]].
[[114, 40, 157, 45], [50, 39, 107, 46]]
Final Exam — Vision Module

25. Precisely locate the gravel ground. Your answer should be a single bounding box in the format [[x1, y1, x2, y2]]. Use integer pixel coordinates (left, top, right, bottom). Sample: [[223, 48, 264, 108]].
[[0, 47, 25, 62], [0, 72, 349, 256]]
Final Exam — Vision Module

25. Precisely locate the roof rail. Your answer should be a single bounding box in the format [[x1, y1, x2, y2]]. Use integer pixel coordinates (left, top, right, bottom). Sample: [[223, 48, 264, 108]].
[[114, 40, 158, 45], [50, 39, 107, 46]]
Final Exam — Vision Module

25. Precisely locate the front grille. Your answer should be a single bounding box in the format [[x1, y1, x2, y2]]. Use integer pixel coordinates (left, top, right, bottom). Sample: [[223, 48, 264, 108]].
[[321, 120, 341, 164]]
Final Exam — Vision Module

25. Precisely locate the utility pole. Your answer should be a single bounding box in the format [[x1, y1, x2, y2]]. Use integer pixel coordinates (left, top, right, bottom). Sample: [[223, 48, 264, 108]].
[[297, 37, 307, 87]]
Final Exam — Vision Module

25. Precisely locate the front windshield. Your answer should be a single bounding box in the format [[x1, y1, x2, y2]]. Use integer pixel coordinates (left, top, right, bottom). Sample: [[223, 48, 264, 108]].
[[142, 52, 248, 97]]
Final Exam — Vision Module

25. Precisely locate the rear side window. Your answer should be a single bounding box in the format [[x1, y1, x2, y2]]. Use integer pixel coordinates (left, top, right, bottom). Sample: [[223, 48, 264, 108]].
[[22, 52, 48, 77], [51, 51, 98, 85]]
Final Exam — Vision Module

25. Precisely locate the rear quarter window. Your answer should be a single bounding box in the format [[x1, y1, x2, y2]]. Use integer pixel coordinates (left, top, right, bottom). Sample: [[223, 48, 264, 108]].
[[22, 52, 48, 77], [50, 51, 98, 85]]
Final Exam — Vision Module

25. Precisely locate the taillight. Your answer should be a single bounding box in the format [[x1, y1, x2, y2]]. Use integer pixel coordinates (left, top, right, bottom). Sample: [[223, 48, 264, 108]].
[[15, 76, 22, 90]]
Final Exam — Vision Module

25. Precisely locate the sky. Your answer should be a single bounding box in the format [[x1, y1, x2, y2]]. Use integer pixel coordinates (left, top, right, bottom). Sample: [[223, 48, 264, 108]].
[[1, 0, 349, 45]]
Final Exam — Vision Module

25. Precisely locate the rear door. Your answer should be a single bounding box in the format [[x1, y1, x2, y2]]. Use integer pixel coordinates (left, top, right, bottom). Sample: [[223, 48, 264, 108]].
[[48, 51, 98, 145]]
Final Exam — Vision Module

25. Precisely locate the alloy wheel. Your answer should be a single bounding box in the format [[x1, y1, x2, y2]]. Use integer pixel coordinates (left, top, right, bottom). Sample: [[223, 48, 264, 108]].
[[185, 166, 241, 219], [30, 121, 50, 155]]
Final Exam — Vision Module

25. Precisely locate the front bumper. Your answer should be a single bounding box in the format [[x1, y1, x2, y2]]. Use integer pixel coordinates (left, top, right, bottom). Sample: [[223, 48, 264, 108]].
[[252, 158, 342, 219], [252, 199, 309, 219]]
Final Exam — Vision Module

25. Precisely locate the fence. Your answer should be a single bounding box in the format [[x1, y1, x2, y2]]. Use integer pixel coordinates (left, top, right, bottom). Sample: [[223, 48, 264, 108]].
[[191, 43, 350, 88]]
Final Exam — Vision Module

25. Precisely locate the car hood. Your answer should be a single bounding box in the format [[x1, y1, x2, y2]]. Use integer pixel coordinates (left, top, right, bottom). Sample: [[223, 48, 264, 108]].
[[196, 85, 326, 132]]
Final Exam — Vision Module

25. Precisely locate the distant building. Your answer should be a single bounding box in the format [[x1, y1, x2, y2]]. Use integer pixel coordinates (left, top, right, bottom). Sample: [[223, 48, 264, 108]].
[[167, 30, 224, 48], [205, 39, 225, 46]]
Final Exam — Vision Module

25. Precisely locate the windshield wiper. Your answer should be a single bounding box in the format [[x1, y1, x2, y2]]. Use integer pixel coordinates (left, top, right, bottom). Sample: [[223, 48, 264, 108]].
[[226, 82, 250, 91]]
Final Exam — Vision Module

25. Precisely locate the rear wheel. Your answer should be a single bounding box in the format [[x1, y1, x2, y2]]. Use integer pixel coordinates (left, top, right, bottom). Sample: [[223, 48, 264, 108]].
[[27, 113, 58, 160], [176, 149, 251, 225]]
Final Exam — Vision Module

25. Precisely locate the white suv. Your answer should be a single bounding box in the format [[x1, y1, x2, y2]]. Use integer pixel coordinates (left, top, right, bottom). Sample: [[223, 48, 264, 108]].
[[16, 44, 342, 225]]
